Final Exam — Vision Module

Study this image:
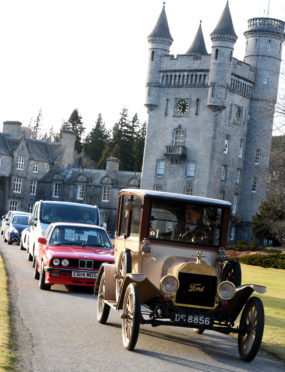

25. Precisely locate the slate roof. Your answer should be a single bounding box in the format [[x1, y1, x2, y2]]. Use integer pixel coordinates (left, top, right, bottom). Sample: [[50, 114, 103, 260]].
[[186, 22, 208, 55], [40, 168, 140, 186], [148, 4, 173, 42], [211, 1, 237, 41], [0, 133, 64, 163], [0, 134, 10, 155]]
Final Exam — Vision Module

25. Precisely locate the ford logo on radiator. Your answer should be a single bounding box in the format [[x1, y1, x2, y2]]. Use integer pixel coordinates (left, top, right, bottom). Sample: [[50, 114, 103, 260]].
[[188, 283, 205, 292]]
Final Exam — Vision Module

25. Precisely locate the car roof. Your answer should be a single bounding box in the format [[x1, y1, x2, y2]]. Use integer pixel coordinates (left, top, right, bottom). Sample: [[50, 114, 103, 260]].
[[11, 212, 31, 217], [49, 222, 105, 230], [120, 189, 232, 208], [37, 200, 98, 209]]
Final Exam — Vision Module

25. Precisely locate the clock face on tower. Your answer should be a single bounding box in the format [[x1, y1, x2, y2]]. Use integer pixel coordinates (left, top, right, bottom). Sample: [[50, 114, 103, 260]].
[[176, 99, 189, 115]]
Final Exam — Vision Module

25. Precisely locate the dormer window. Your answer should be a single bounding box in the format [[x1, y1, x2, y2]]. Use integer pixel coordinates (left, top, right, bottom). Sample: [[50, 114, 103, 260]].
[[17, 156, 24, 170], [77, 184, 86, 200], [33, 162, 38, 173], [102, 186, 111, 202], [53, 183, 61, 197]]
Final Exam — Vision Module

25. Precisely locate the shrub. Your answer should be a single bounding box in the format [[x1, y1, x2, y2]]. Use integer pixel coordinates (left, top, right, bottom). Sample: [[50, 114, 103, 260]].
[[239, 253, 285, 269]]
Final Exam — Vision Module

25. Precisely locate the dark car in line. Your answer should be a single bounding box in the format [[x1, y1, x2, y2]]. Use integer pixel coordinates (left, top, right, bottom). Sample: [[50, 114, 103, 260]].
[[3, 213, 32, 245]]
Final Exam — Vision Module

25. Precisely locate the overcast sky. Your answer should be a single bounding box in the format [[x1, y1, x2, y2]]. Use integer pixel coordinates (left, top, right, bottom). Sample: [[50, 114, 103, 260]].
[[0, 0, 284, 136]]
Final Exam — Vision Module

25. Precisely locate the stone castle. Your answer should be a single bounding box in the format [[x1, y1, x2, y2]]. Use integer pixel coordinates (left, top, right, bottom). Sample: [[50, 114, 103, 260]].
[[141, 2, 285, 241]]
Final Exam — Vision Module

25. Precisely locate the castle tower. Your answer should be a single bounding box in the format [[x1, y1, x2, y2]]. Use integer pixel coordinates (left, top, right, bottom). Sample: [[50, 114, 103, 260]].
[[207, 1, 237, 111], [145, 3, 173, 111], [141, 2, 284, 242], [238, 17, 285, 236]]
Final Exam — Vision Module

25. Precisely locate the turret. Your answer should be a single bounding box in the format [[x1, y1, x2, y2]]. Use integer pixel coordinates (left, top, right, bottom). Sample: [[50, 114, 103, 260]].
[[186, 21, 208, 55], [145, 3, 173, 111], [207, 1, 237, 111], [238, 17, 285, 224]]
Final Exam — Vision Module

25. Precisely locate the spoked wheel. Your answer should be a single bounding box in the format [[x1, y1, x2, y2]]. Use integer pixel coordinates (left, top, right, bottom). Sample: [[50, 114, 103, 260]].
[[97, 272, 110, 324], [39, 261, 51, 290], [221, 259, 242, 287], [122, 283, 141, 351], [238, 297, 264, 362], [116, 250, 132, 301]]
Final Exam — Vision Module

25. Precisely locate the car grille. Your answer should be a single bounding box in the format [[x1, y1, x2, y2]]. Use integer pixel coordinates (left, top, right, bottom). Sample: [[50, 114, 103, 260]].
[[175, 272, 217, 308], [59, 259, 105, 270]]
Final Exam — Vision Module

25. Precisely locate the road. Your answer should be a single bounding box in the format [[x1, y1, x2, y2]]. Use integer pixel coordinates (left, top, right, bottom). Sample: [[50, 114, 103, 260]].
[[1, 239, 284, 372]]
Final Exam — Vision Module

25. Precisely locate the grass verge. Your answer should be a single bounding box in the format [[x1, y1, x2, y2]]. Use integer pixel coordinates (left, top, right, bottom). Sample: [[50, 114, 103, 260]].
[[241, 264, 285, 361], [0, 254, 16, 371]]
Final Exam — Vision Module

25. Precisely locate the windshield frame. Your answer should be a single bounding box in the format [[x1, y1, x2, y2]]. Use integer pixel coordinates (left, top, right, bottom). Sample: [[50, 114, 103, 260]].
[[40, 202, 99, 225], [147, 197, 228, 248]]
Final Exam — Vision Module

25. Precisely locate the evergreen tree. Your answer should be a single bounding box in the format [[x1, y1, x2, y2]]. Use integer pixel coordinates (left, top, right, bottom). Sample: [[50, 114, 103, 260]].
[[84, 114, 110, 167], [63, 109, 85, 153], [252, 195, 285, 244], [97, 109, 146, 171], [133, 120, 146, 172]]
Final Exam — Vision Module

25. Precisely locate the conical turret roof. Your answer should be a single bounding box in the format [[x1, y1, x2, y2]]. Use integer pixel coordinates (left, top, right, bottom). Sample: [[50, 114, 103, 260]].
[[187, 22, 208, 55], [211, 1, 237, 42], [148, 3, 173, 42]]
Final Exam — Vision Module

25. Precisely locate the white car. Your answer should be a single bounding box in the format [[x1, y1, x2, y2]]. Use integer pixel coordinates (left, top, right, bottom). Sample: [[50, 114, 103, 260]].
[[28, 200, 101, 266], [20, 227, 30, 251]]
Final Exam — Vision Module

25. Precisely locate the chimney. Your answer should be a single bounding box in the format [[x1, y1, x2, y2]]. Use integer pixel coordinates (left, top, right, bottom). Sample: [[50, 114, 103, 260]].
[[106, 157, 119, 172], [61, 131, 76, 168], [2, 121, 22, 137]]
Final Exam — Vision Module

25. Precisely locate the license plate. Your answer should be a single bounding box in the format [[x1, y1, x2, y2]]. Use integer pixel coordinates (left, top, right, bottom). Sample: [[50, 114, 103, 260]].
[[71, 271, 98, 279], [171, 312, 213, 326]]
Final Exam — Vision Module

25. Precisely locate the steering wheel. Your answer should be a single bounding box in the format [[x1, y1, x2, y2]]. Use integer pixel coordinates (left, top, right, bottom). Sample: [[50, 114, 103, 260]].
[[182, 229, 209, 243]]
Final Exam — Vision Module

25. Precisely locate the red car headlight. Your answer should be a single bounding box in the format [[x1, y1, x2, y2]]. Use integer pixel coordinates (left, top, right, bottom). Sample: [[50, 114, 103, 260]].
[[61, 259, 69, 267], [52, 258, 60, 266]]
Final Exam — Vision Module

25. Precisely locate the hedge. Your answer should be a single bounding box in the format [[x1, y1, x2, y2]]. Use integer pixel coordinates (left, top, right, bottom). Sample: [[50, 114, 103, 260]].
[[239, 253, 285, 269]]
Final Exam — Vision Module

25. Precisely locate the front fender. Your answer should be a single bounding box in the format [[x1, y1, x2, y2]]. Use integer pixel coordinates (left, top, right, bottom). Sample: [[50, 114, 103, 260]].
[[117, 274, 162, 310], [94, 263, 116, 301], [223, 284, 266, 321]]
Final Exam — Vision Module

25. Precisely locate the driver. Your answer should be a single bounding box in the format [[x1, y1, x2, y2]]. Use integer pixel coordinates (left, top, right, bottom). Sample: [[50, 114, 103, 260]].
[[180, 205, 209, 243]]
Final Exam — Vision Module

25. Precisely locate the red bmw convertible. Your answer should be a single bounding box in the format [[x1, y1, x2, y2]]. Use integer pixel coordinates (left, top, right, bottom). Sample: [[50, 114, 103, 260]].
[[34, 222, 114, 290]]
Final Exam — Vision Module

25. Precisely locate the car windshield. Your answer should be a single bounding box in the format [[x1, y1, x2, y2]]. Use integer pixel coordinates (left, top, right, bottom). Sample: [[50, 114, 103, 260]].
[[40, 203, 99, 225], [12, 215, 29, 225], [49, 226, 112, 250], [148, 198, 223, 247]]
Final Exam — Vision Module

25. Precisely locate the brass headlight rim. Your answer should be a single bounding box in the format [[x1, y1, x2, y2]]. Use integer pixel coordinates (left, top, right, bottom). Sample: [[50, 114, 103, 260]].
[[217, 280, 236, 300], [160, 274, 179, 295]]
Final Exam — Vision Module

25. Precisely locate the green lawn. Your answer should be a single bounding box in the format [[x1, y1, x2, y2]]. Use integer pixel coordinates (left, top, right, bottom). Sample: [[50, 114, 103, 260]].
[[241, 263, 285, 361], [0, 255, 16, 371]]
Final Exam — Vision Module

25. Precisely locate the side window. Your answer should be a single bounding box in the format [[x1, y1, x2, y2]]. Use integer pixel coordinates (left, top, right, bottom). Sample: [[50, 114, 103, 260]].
[[129, 197, 142, 237], [119, 196, 127, 236]]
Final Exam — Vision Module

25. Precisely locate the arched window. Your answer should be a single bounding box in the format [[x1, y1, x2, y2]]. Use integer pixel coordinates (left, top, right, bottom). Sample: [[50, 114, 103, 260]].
[[151, 50, 155, 61], [172, 126, 185, 146]]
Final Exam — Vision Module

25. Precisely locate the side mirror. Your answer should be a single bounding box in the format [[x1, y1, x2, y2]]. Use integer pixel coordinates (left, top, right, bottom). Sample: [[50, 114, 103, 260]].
[[29, 217, 37, 226], [38, 237, 47, 245]]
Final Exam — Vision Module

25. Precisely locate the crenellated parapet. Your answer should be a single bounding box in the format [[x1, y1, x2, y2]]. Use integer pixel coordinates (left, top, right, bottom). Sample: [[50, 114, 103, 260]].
[[244, 17, 285, 40]]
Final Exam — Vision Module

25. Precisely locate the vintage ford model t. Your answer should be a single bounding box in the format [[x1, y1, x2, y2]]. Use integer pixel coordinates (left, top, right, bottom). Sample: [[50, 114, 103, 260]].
[[96, 189, 265, 362]]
